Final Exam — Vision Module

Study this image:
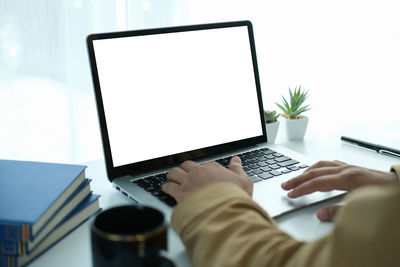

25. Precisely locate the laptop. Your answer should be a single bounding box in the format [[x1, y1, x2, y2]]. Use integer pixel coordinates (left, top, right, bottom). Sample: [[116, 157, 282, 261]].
[[87, 20, 342, 220]]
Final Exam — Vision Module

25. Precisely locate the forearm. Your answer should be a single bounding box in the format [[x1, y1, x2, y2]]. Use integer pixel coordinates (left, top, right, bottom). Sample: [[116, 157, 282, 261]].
[[172, 182, 400, 267], [172, 183, 312, 267]]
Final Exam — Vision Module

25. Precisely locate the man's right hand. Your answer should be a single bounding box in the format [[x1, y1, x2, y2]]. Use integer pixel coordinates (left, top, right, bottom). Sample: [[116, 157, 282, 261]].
[[281, 160, 398, 221]]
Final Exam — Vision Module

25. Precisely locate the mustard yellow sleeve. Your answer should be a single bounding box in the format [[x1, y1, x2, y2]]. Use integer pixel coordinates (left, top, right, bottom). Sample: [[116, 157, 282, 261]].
[[171, 182, 400, 267], [391, 165, 400, 181]]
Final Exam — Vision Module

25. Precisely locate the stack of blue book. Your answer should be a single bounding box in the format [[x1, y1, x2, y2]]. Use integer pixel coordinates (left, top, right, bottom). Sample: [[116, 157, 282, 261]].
[[0, 159, 101, 267]]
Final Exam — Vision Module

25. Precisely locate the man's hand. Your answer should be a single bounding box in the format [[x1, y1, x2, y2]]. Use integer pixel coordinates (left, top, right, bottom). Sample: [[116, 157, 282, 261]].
[[281, 160, 398, 221], [161, 156, 252, 203]]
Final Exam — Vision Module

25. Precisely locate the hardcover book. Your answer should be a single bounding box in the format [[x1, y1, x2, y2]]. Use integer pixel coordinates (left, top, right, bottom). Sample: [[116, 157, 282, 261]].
[[0, 179, 92, 256], [0, 159, 86, 242], [0, 194, 100, 267]]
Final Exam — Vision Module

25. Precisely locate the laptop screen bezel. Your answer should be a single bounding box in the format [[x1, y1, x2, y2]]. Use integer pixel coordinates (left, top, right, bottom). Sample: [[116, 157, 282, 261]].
[[87, 20, 267, 181]]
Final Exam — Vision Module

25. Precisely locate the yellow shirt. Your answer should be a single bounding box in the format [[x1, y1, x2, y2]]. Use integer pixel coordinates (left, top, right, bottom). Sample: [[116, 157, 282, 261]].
[[171, 166, 400, 267]]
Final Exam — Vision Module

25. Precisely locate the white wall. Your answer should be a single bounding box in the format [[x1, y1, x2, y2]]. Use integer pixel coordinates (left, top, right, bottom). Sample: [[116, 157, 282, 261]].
[[0, 0, 187, 164], [187, 0, 400, 143], [1, 0, 399, 164]]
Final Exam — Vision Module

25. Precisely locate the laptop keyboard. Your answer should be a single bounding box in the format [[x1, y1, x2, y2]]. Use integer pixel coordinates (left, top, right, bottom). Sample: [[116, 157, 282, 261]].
[[132, 173, 177, 207], [216, 148, 308, 183], [132, 147, 308, 207]]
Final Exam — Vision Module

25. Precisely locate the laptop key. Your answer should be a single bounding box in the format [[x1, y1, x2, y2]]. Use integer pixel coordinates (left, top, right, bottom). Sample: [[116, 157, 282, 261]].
[[266, 154, 275, 159], [269, 170, 282, 176], [249, 164, 259, 169], [148, 179, 159, 186], [266, 159, 276, 164], [275, 156, 291, 162], [250, 175, 263, 183], [252, 169, 264, 175], [144, 186, 158, 192], [164, 197, 177, 207], [246, 170, 254, 176], [243, 166, 251, 172], [156, 192, 177, 207], [256, 156, 267, 161], [257, 162, 268, 167], [269, 164, 281, 170], [258, 172, 273, 179], [151, 191, 162, 197], [253, 150, 263, 157], [242, 159, 251, 167], [261, 150, 276, 155], [136, 180, 151, 188], [278, 159, 299, 167], [288, 165, 300, 171], [260, 166, 271, 172], [158, 192, 169, 199]]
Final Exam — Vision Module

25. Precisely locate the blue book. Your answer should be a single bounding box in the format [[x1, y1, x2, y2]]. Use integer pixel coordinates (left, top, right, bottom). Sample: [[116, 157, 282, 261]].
[[0, 159, 86, 242], [0, 194, 100, 267], [0, 179, 92, 256]]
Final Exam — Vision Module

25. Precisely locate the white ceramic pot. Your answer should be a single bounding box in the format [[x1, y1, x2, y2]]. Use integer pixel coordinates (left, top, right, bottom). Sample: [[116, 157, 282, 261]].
[[284, 116, 309, 140], [266, 121, 280, 143]]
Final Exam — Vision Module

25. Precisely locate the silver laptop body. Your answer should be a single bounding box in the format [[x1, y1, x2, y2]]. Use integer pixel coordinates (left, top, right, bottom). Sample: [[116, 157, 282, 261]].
[[87, 20, 342, 220]]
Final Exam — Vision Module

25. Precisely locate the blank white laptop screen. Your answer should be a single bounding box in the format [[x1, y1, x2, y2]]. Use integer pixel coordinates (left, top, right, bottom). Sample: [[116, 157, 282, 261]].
[[92, 26, 263, 167]]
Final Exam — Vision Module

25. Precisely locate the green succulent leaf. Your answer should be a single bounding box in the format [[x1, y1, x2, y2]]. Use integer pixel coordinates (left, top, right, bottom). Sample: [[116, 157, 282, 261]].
[[289, 88, 295, 109], [282, 97, 291, 113], [275, 102, 289, 117], [263, 110, 280, 123], [276, 85, 311, 119]]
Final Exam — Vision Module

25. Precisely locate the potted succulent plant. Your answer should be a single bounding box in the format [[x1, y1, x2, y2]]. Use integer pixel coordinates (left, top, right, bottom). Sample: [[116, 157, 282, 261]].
[[263, 110, 280, 143], [275, 85, 311, 140]]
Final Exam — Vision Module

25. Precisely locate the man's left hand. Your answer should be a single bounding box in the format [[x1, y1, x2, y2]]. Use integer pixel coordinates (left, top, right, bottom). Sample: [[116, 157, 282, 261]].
[[161, 156, 252, 203]]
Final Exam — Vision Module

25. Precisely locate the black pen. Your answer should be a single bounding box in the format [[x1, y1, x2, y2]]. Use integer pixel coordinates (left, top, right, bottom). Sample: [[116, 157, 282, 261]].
[[341, 136, 400, 158]]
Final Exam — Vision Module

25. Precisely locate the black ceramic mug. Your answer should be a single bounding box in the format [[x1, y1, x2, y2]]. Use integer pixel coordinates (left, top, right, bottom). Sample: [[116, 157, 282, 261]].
[[91, 205, 174, 267]]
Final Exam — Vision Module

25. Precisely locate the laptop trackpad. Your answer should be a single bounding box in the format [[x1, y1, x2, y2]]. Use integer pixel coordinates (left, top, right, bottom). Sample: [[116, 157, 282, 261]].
[[252, 176, 344, 218]]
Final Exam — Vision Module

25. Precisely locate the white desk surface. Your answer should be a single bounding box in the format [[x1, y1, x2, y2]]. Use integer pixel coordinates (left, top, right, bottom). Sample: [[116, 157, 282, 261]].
[[28, 121, 400, 267]]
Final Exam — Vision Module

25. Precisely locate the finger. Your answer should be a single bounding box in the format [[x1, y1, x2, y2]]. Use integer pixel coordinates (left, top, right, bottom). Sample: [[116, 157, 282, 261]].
[[333, 160, 346, 165], [287, 174, 342, 198], [161, 182, 182, 201], [316, 205, 342, 222], [166, 167, 187, 184], [304, 160, 344, 173], [180, 160, 199, 172], [229, 156, 246, 176], [281, 161, 344, 190], [282, 166, 343, 190]]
